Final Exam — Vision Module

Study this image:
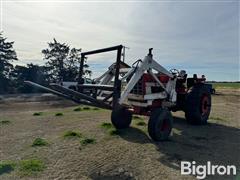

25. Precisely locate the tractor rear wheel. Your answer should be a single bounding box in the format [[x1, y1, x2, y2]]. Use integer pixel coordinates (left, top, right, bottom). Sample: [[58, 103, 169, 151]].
[[148, 108, 173, 141], [185, 84, 211, 125], [111, 106, 132, 129]]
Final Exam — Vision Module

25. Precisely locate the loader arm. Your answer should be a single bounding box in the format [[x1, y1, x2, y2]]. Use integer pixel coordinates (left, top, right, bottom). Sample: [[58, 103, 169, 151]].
[[119, 55, 174, 105]]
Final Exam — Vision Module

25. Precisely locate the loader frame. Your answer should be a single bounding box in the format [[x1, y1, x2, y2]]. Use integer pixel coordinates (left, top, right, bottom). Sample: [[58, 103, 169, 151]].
[[26, 44, 176, 111], [25, 44, 212, 141], [26, 45, 125, 110], [78, 45, 123, 108]]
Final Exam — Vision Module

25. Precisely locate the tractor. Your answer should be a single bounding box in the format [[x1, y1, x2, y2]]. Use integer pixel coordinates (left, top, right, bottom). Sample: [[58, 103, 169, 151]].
[[25, 45, 211, 141]]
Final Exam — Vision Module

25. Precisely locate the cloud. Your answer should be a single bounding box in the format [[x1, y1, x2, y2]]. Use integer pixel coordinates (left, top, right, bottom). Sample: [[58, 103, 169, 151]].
[[2, 1, 239, 81]]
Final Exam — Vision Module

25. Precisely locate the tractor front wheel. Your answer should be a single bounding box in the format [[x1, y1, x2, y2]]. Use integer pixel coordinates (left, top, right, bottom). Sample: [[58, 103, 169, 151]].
[[148, 108, 173, 141], [111, 106, 132, 129]]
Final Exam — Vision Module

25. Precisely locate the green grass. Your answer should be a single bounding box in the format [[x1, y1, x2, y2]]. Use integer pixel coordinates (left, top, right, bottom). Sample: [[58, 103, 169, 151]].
[[136, 121, 146, 126], [55, 112, 63, 116], [133, 116, 144, 121], [211, 82, 240, 89], [80, 138, 96, 146], [74, 106, 101, 112], [101, 122, 113, 129], [31, 138, 48, 147], [0, 161, 15, 175], [73, 107, 82, 112], [100, 122, 120, 136], [0, 120, 11, 125], [19, 159, 45, 176], [108, 129, 121, 136], [63, 130, 82, 138], [33, 112, 43, 116], [82, 106, 91, 110], [133, 115, 140, 119], [0, 159, 45, 176], [210, 116, 227, 121]]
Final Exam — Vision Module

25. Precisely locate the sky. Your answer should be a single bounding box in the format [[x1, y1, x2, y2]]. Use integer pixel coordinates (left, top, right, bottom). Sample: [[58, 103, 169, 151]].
[[1, 0, 239, 81]]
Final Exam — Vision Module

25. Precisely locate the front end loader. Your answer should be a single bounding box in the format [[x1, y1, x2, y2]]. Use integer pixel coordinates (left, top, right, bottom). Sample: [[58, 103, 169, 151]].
[[25, 45, 211, 141]]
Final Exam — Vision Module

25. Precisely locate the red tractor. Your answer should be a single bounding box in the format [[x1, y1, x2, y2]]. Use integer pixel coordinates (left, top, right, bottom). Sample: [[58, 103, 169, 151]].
[[26, 45, 211, 141]]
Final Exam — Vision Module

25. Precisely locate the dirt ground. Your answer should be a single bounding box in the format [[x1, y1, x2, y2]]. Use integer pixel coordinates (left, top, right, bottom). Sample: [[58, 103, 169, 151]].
[[0, 89, 239, 180]]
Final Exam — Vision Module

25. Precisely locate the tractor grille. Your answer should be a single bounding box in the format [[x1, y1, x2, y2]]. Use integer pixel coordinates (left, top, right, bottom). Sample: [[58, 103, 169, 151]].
[[130, 77, 144, 95]]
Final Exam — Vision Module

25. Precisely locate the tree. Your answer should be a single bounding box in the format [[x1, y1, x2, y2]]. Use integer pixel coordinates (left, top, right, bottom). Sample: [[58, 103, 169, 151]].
[[0, 32, 18, 93], [12, 64, 49, 93], [42, 38, 69, 82], [63, 47, 81, 81], [42, 39, 91, 83], [66, 48, 92, 80]]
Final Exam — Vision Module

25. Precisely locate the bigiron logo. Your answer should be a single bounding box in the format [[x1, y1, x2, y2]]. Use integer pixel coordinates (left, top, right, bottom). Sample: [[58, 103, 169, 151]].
[[181, 161, 237, 179]]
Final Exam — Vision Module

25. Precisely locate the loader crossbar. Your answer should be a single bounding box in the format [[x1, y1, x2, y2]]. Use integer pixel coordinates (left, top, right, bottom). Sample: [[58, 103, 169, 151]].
[[78, 45, 123, 108], [77, 84, 114, 91]]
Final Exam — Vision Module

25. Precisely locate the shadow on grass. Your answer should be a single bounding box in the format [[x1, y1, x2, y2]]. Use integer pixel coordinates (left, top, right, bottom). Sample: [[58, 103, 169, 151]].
[[118, 116, 240, 177], [117, 127, 150, 144]]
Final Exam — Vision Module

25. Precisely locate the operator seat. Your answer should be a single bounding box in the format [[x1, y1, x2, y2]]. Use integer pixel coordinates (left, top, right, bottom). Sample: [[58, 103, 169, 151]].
[[176, 70, 187, 89]]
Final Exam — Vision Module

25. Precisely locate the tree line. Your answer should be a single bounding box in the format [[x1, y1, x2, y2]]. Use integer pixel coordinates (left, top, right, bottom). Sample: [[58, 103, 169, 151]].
[[0, 33, 91, 94]]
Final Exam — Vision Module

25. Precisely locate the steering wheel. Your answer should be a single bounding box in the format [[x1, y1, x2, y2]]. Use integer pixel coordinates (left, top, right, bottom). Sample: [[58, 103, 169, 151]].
[[169, 68, 179, 76]]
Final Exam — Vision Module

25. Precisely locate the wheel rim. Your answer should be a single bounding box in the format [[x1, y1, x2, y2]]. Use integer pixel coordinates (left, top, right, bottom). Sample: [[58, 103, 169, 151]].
[[201, 94, 210, 115], [160, 119, 169, 132]]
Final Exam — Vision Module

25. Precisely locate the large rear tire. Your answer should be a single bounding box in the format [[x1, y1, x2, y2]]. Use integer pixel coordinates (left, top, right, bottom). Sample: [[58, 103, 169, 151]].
[[111, 106, 132, 129], [148, 108, 173, 141], [185, 84, 211, 125]]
